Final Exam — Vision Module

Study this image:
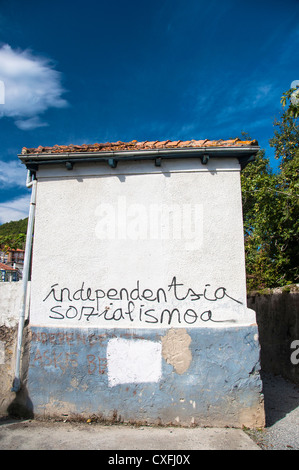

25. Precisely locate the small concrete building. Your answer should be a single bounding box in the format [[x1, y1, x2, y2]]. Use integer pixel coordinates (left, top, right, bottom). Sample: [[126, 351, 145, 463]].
[[17, 138, 265, 427]]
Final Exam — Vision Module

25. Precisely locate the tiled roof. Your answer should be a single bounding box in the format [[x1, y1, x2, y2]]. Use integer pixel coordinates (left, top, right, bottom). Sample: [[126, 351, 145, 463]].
[[0, 262, 16, 271], [7, 248, 25, 252], [21, 138, 258, 155]]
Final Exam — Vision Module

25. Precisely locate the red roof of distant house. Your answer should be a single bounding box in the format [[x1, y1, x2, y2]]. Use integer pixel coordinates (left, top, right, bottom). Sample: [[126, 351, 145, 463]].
[[6, 248, 25, 253], [0, 262, 16, 271]]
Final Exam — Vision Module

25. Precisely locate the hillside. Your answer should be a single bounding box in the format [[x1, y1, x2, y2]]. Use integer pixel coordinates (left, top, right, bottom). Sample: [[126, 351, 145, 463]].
[[0, 218, 28, 237]]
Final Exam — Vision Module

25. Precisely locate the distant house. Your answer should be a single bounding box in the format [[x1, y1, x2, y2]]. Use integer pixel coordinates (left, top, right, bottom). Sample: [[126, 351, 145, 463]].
[[0, 262, 19, 282], [6, 248, 25, 272], [0, 248, 24, 279], [0, 249, 8, 264]]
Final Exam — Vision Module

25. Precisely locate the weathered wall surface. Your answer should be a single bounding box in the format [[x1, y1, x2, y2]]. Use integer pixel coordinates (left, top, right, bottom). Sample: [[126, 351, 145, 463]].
[[0, 283, 20, 415], [2, 284, 297, 421], [26, 325, 264, 428], [248, 286, 299, 385], [0, 324, 17, 414]]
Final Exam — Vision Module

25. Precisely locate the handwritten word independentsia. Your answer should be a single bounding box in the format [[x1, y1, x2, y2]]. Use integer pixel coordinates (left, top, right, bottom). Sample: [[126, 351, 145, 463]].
[[42, 277, 243, 326]]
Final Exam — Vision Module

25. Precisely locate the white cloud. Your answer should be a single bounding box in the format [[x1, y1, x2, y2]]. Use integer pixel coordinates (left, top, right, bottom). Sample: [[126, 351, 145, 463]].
[[15, 116, 49, 131], [0, 160, 27, 188], [0, 194, 30, 224], [0, 44, 68, 129]]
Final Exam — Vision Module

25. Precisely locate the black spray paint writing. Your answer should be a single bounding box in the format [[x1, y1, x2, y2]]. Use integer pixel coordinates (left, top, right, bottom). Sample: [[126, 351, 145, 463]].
[[43, 276, 243, 326]]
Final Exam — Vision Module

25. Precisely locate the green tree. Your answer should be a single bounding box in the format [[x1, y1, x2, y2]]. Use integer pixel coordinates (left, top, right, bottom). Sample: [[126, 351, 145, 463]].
[[241, 149, 280, 290], [241, 88, 299, 290], [280, 84, 299, 119], [0, 218, 28, 251], [269, 87, 299, 285]]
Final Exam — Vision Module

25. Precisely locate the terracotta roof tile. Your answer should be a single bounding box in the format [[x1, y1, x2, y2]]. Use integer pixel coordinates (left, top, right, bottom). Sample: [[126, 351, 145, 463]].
[[21, 138, 258, 156]]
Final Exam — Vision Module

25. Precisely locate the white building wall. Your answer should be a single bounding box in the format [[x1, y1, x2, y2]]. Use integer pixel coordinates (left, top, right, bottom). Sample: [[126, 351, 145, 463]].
[[29, 157, 255, 329]]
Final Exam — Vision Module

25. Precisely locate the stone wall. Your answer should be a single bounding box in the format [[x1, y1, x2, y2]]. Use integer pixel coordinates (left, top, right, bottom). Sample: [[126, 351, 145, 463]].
[[0, 282, 23, 328], [0, 282, 30, 418], [247, 285, 299, 385]]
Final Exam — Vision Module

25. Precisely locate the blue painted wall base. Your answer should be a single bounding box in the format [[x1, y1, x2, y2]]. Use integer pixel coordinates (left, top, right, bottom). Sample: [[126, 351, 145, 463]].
[[26, 326, 265, 428]]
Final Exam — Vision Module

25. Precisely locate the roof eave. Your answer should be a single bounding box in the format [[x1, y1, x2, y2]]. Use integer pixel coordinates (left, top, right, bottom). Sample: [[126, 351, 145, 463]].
[[18, 145, 260, 171]]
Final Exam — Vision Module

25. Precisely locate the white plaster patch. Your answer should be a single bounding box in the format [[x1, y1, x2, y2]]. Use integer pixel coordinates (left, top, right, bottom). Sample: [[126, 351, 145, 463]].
[[107, 338, 162, 387]]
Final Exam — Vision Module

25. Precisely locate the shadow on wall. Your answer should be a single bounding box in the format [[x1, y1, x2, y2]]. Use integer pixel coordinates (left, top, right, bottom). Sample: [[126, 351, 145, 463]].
[[248, 287, 299, 427], [2, 324, 34, 420], [7, 385, 34, 420], [248, 288, 299, 385]]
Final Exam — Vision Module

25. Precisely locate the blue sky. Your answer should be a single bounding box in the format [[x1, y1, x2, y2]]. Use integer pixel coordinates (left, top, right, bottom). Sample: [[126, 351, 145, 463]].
[[0, 0, 298, 224]]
